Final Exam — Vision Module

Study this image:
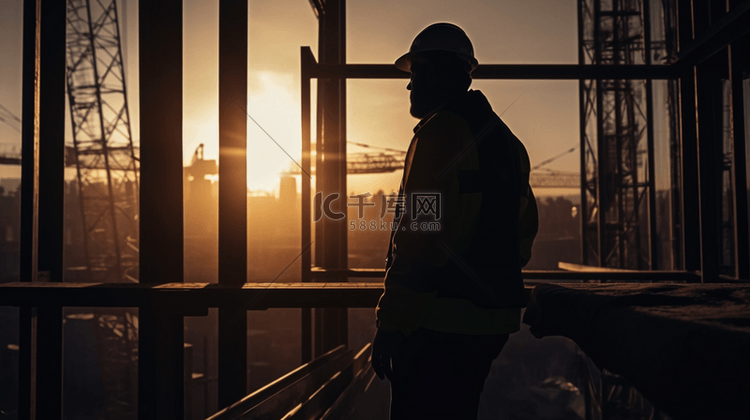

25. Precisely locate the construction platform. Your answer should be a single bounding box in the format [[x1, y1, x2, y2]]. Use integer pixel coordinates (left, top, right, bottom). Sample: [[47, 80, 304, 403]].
[[524, 283, 750, 420]]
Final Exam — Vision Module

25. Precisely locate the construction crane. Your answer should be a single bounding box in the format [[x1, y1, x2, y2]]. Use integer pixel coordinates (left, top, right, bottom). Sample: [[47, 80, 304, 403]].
[[0, 143, 21, 166], [530, 143, 580, 189], [64, 1, 141, 417], [0, 104, 22, 166], [285, 140, 579, 189], [66, 0, 139, 283]]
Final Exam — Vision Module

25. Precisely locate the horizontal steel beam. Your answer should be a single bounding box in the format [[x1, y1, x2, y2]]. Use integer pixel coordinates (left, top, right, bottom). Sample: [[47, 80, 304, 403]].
[[0, 275, 702, 311], [308, 63, 676, 80], [308, 268, 700, 281], [0, 282, 384, 310]]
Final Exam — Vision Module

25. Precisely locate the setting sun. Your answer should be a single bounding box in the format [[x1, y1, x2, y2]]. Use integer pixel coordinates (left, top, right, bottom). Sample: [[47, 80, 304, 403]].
[[185, 71, 305, 194]]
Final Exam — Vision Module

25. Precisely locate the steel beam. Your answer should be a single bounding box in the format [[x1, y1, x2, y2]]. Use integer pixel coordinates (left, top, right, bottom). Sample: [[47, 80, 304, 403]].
[[1, 278, 715, 309], [37, 0, 66, 283], [676, 0, 702, 277], [20, 0, 40, 287], [314, 0, 348, 359], [694, 56, 723, 282], [139, 307, 185, 420], [20, 1, 41, 416], [577, 0, 588, 268], [301, 47, 314, 364], [730, 34, 750, 280], [138, 0, 184, 418], [20, 0, 66, 417], [644, 0, 658, 269], [218, 0, 249, 408], [308, 63, 675, 80]]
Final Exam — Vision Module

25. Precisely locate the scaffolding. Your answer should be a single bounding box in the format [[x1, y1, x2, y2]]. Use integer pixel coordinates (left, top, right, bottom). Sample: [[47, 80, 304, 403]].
[[579, 0, 678, 269]]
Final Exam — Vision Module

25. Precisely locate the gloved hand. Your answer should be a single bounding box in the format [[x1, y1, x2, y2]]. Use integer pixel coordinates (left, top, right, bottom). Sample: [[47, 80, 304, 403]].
[[371, 328, 405, 380]]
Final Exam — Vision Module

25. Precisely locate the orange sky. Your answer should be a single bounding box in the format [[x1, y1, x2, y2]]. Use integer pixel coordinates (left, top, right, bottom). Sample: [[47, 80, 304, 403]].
[[0, 0, 581, 196]]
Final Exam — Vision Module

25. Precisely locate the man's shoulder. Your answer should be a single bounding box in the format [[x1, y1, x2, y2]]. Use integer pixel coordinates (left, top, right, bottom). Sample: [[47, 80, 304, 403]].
[[417, 109, 473, 141]]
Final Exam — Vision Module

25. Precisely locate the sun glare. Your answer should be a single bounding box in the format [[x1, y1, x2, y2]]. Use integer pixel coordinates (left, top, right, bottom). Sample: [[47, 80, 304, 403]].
[[245, 71, 302, 194], [184, 71, 303, 195]]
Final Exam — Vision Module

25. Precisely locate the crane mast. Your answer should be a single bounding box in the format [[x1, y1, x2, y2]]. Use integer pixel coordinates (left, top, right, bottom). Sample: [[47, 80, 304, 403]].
[[66, 0, 138, 282]]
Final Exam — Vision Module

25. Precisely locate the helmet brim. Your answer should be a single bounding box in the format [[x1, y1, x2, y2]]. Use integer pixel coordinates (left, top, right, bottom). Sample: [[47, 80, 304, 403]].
[[394, 52, 411, 72]]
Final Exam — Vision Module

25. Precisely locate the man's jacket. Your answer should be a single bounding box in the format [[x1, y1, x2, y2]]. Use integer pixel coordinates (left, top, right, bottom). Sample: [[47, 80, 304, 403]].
[[376, 89, 538, 337]]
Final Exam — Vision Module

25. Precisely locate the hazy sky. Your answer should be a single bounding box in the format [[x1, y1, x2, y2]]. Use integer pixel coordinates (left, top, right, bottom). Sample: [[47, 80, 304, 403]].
[[0, 0, 581, 195]]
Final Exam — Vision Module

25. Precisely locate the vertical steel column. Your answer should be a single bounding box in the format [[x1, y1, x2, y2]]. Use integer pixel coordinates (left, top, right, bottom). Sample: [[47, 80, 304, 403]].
[[19, 0, 66, 417], [676, 0, 701, 276], [138, 0, 183, 282], [315, 12, 326, 271], [313, 11, 326, 359], [37, 0, 65, 288], [595, 93, 606, 267], [579, 0, 600, 266], [138, 0, 185, 418], [315, 0, 348, 357], [138, 308, 185, 419], [578, 0, 588, 266], [593, 0, 606, 267], [20, 1, 41, 418], [337, 0, 348, 276], [663, 0, 684, 271], [20, 0, 41, 286], [694, 67, 721, 281], [693, 0, 722, 282], [643, 0, 659, 269], [218, 0, 248, 408], [301, 47, 314, 364], [730, 34, 749, 280]]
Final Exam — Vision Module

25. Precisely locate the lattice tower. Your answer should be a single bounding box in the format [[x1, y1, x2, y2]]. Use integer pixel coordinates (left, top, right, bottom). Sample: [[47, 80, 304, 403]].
[[66, 0, 138, 282]]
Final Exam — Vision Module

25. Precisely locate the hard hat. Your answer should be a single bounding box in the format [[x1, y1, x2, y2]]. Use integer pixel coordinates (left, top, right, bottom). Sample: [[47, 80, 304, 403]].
[[395, 22, 478, 72]]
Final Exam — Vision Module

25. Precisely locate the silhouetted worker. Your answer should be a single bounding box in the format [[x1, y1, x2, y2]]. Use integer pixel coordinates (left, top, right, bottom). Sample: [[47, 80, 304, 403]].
[[371, 23, 538, 420]]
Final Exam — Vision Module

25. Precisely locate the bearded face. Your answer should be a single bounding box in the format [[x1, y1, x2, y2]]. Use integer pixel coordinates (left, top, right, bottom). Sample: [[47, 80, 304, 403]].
[[406, 55, 471, 119]]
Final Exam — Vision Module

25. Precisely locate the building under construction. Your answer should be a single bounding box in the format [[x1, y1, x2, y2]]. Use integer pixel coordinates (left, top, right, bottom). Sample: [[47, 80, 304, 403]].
[[0, 0, 749, 419]]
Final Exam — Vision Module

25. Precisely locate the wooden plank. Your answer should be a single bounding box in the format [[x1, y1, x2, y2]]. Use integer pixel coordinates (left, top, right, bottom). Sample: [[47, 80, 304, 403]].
[[310, 267, 384, 278], [558, 262, 641, 272], [208, 345, 346, 420]]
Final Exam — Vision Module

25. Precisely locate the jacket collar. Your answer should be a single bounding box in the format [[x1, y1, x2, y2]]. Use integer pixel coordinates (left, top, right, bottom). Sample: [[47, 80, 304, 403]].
[[412, 89, 493, 133]]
